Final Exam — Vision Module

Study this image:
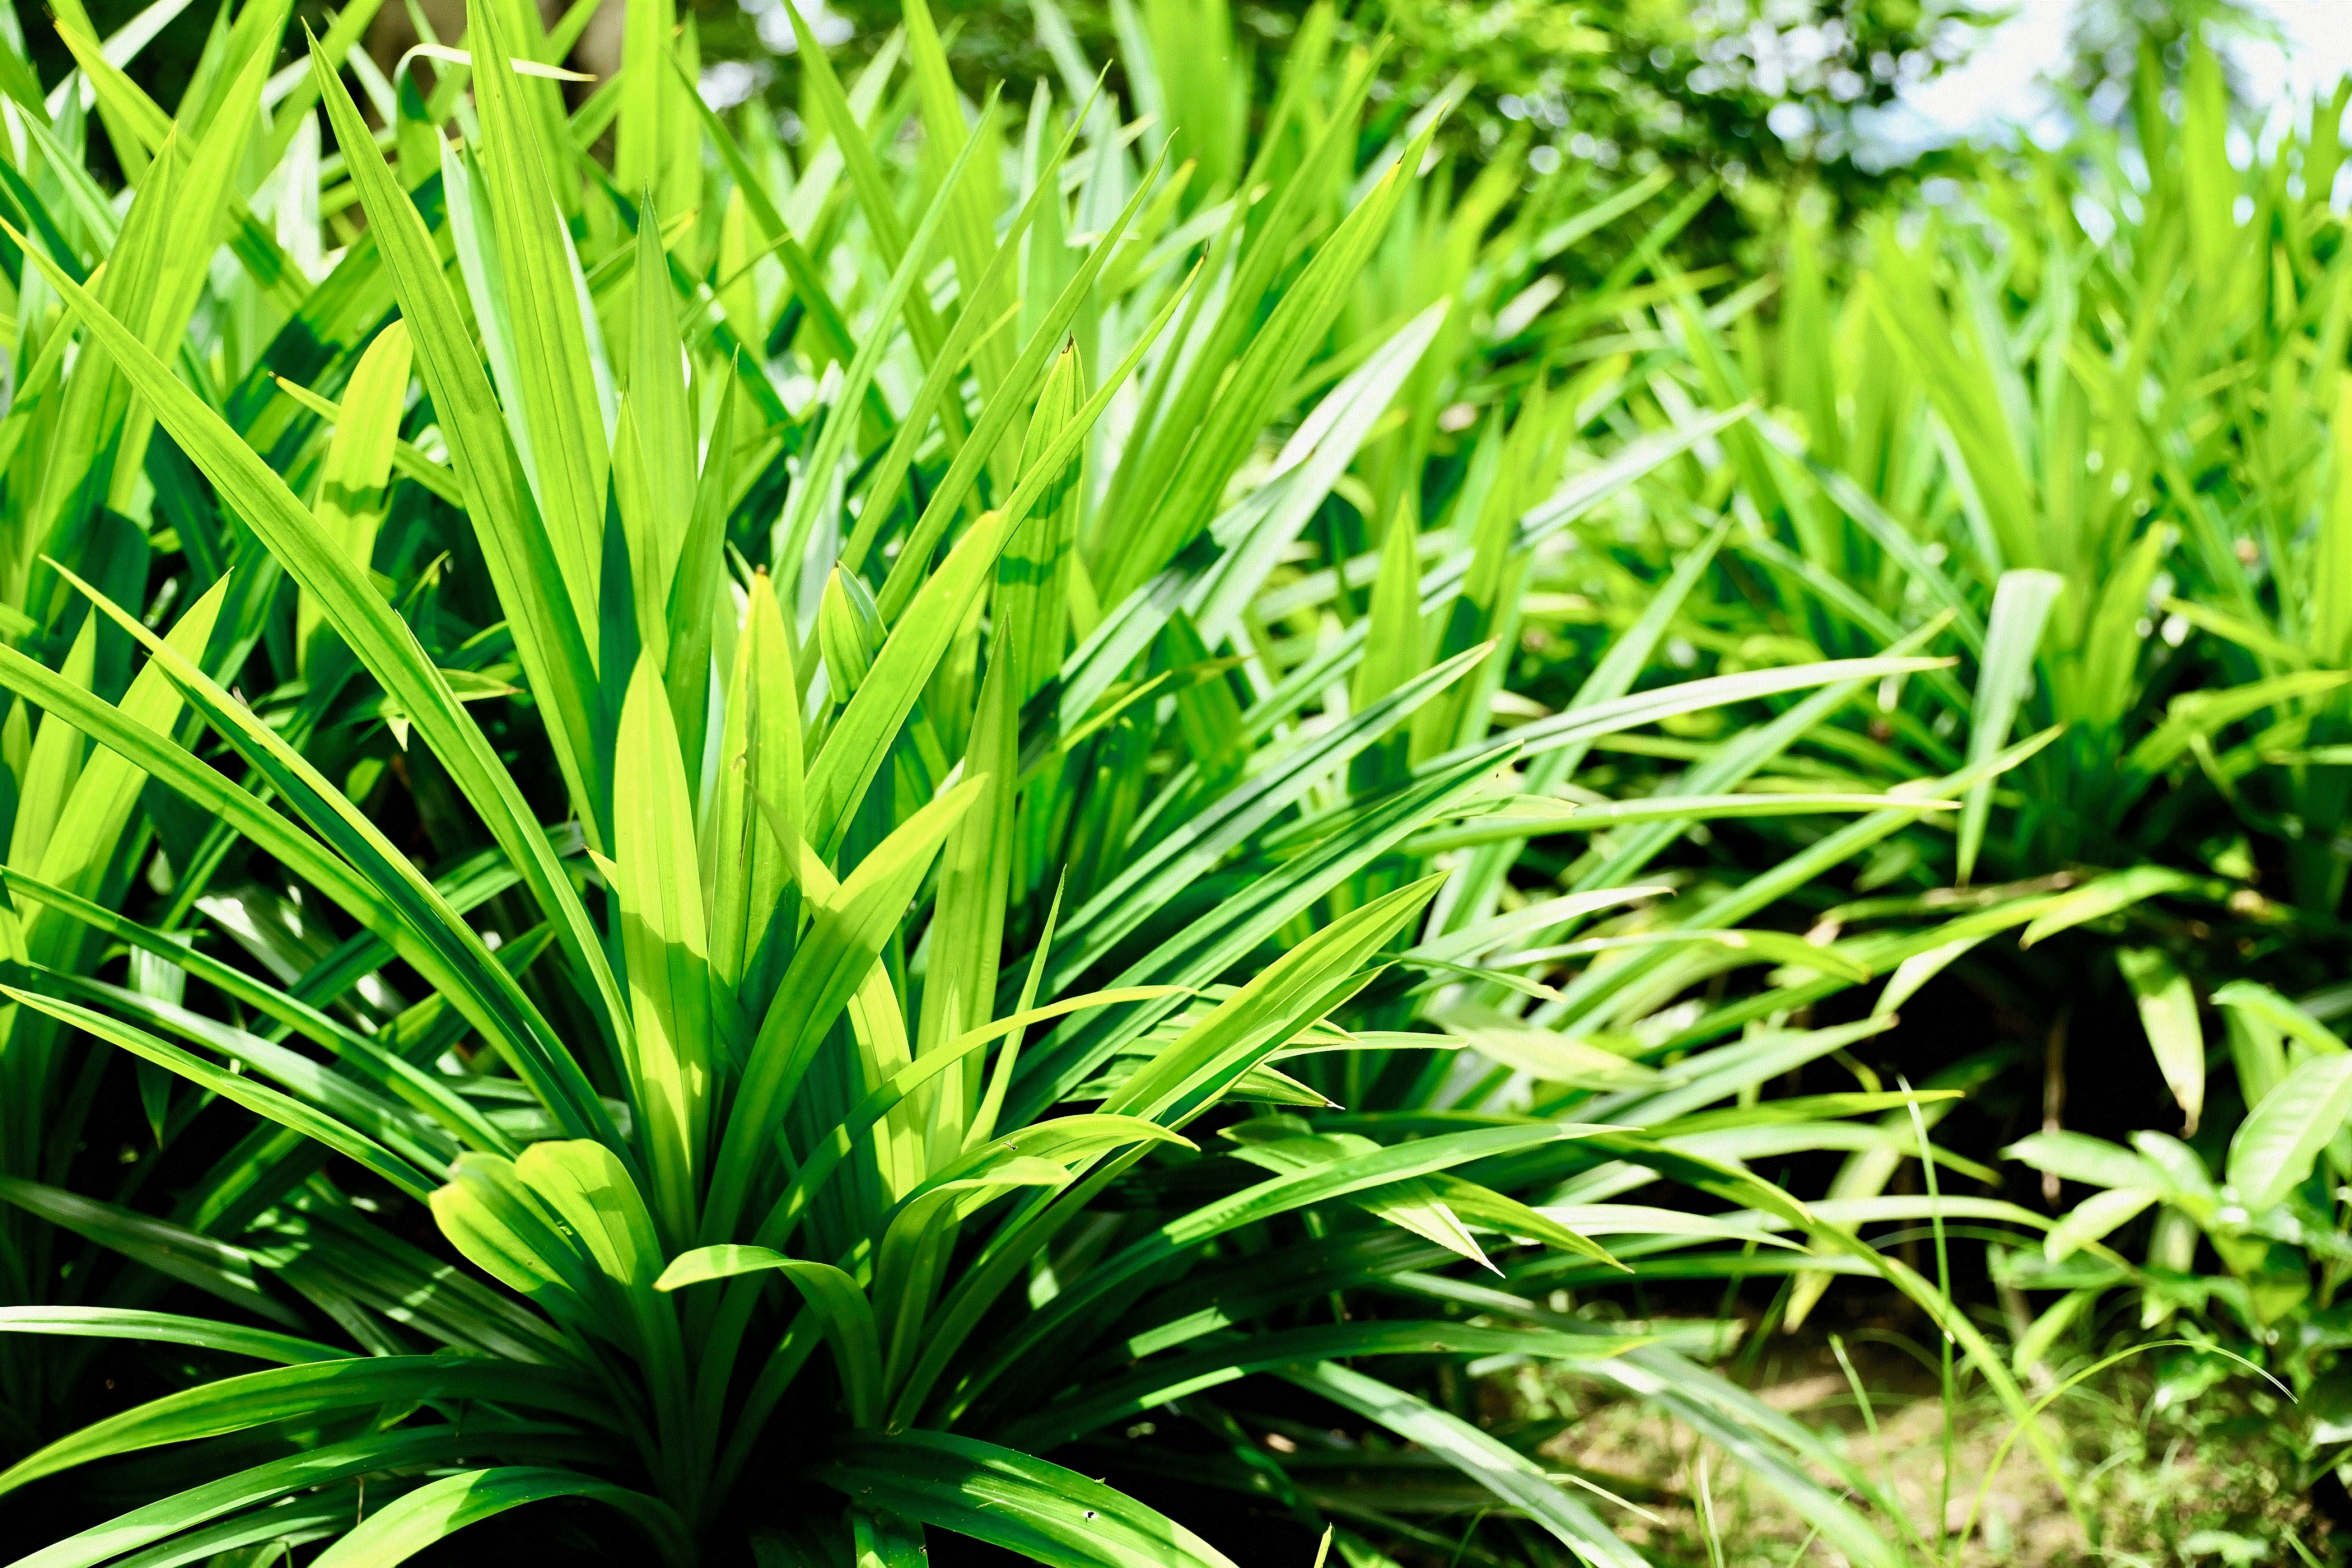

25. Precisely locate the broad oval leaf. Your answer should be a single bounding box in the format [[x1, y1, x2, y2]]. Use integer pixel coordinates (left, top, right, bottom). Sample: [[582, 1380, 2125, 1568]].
[[2227, 1052, 2352, 1213]]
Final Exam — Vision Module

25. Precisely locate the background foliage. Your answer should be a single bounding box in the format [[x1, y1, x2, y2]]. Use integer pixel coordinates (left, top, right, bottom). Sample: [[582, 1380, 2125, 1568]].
[[705, 0, 1998, 254]]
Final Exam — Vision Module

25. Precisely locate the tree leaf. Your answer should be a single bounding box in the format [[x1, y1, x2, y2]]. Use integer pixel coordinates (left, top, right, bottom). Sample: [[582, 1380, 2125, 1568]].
[[2228, 1052, 2352, 1213], [2116, 947, 2205, 1134]]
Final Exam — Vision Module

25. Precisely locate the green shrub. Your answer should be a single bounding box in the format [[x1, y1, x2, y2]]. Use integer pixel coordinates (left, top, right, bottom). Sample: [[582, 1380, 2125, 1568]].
[[1523, 23, 2352, 1513]]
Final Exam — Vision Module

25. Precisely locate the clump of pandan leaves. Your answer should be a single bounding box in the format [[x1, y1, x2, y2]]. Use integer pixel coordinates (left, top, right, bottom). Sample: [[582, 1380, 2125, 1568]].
[[0, 0, 2061, 1562]]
